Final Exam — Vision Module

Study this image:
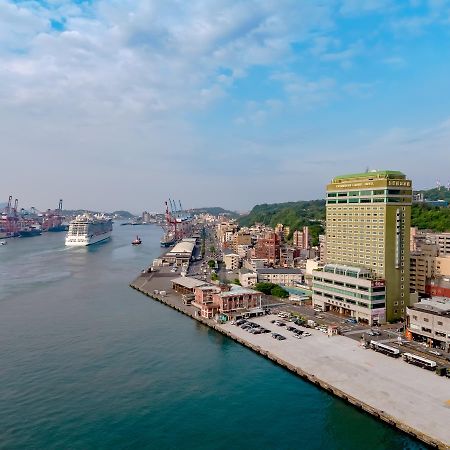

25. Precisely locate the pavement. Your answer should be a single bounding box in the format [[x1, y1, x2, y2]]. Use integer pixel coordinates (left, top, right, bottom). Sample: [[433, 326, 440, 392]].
[[220, 315, 450, 448]]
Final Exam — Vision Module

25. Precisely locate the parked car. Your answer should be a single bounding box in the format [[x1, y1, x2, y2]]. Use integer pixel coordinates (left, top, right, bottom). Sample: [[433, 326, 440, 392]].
[[368, 329, 381, 336], [428, 349, 442, 356]]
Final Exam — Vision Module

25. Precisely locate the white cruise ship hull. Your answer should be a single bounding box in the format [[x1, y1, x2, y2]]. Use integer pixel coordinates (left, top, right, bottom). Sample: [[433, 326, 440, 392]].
[[65, 231, 112, 247]]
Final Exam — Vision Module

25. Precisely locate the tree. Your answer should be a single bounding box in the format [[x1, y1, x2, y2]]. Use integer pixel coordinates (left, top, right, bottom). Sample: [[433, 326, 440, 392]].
[[211, 272, 219, 281], [208, 260, 216, 268], [233, 278, 241, 286], [254, 282, 289, 298], [209, 245, 216, 254], [254, 282, 275, 295], [270, 285, 289, 298]]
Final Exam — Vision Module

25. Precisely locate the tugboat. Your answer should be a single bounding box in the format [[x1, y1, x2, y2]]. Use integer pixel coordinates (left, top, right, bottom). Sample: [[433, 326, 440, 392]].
[[132, 236, 142, 246]]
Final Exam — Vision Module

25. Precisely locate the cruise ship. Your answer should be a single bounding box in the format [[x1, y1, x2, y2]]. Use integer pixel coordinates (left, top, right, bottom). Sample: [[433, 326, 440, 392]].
[[65, 214, 112, 246]]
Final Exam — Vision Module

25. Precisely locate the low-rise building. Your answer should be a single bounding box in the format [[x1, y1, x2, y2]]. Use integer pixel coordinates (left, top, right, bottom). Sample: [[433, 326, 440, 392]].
[[193, 285, 222, 319], [426, 277, 450, 298], [172, 276, 209, 295], [436, 256, 450, 277], [223, 252, 241, 270], [312, 264, 386, 325], [427, 231, 450, 255], [243, 258, 266, 271], [238, 270, 258, 287], [256, 268, 304, 286], [406, 298, 450, 352], [165, 238, 196, 265], [212, 285, 261, 318]]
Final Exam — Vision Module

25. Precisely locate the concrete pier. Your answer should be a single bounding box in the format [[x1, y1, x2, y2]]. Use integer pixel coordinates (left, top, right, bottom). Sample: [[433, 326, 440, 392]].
[[130, 271, 450, 449]]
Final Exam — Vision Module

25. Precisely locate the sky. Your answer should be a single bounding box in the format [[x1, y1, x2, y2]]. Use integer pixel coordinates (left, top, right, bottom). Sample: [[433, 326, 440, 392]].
[[1, 0, 450, 213]]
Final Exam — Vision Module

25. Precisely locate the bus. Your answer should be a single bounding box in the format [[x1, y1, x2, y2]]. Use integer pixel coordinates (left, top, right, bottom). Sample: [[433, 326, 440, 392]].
[[370, 340, 401, 358], [402, 353, 437, 370]]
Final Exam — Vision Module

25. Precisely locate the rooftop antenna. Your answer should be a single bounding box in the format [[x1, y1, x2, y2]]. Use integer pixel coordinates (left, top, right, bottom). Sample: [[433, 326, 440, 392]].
[[436, 179, 441, 190]]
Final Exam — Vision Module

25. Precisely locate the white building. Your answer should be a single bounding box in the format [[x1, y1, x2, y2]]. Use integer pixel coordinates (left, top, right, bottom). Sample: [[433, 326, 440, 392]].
[[256, 268, 304, 286], [312, 264, 386, 325], [223, 253, 241, 270]]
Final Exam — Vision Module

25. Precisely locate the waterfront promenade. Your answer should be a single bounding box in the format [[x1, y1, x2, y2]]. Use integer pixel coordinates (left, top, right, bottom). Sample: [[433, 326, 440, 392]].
[[130, 270, 450, 449]]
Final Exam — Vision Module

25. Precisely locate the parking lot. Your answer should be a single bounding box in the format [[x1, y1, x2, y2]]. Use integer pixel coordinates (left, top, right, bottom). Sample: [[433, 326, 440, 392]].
[[219, 314, 450, 446]]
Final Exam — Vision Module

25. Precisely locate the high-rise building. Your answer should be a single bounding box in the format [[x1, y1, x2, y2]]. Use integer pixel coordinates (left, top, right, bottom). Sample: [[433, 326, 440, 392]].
[[293, 226, 310, 250], [254, 232, 280, 264], [314, 170, 412, 322]]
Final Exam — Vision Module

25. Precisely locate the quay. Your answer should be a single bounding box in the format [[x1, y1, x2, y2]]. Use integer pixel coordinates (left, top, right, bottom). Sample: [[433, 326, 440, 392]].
[[130, 266, 450, 450]]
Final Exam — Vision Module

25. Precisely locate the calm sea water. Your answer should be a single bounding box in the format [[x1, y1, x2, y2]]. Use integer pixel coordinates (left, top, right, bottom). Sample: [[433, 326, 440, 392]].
[[0, 225, 424, 450]]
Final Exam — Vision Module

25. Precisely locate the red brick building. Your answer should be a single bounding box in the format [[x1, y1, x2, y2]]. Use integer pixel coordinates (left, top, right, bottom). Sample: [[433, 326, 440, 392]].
[[426, 277, 450, 298], [193, 285, 261, 319], [254, 232, 280, 264]]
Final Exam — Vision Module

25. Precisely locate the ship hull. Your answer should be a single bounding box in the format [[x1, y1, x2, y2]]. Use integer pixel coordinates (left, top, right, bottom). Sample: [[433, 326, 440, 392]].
[[47, 225, 68, 232], [19, 230, 42, 237], [65, 231, 112, 247], [160, 240, 175, 247]]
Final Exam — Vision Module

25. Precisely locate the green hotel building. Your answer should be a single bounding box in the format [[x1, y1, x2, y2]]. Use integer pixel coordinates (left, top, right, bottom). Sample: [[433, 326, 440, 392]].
[[313, 170, 412, 323]]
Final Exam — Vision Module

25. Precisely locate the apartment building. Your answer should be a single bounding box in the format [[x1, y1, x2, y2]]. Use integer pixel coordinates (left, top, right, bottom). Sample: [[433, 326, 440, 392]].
[[223, 252, 241, 271], [427, 232, 450, 256], [254, 232, 280, 264], [293, 226, 310, 250]]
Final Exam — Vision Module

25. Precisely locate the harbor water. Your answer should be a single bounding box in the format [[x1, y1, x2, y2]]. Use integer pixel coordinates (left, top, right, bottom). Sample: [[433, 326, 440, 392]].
[[0, 225, 424, 449]]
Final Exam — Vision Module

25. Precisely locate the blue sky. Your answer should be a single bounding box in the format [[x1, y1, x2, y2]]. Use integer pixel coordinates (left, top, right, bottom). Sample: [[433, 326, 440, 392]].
[[1, 0, 450, 212]]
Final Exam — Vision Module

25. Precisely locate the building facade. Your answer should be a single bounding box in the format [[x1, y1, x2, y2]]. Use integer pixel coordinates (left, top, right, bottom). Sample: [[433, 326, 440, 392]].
[[313, 264, 386, 325], [293, 226, 310, 250], [324, 170, 412, 321], [406, 298, 450, 352], [256, 268, 304, 286], [212, 286, 261, 317], [254, 232, 280, 264], [223, 253, 241, 270]]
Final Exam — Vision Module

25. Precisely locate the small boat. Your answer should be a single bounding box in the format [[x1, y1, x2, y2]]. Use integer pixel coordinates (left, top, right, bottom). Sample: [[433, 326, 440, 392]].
[[0, 240, 6, 246], [132, 236, 142, 246]]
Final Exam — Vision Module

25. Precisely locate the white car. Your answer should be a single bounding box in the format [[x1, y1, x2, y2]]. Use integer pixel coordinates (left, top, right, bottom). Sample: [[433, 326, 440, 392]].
[[428, 349, 442, 356]]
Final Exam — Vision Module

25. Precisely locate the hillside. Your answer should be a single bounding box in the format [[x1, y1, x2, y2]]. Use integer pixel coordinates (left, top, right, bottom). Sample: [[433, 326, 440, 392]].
[[415, 187, 450, 202], [411, 204, 450, 232], [190, 207, 238, 217], [239, 200, 326, 245], [239, 198, 450, 242]]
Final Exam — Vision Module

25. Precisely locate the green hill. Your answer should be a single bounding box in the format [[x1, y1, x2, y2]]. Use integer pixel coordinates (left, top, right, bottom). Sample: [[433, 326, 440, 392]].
[[415, 187, 450, 202], [239, 200, 326, 245], [411, 204, 450, 232], [239, 196, 450, 241], [190, 207, 238, 217]]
